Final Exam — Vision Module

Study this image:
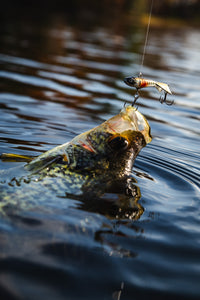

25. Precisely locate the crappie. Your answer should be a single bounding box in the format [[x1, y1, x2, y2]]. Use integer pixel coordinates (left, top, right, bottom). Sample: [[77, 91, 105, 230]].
[[0, 105, 151, 218]]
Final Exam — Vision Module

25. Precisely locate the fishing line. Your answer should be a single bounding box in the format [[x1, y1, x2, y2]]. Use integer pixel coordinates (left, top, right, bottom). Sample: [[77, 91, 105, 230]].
[[124, 0, 174, 106], [139, 0, 154, 76]]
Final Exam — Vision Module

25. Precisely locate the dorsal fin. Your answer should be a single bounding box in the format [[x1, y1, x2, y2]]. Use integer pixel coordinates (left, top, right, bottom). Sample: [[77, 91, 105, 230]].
[[23, 142, 70, 173], [0, 153, 34, 162], [25, 155, 65, 173]]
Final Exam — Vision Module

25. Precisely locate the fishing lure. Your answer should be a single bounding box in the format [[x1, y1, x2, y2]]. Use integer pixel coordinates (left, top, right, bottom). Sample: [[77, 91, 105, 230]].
[[124, 76, 173, 106]]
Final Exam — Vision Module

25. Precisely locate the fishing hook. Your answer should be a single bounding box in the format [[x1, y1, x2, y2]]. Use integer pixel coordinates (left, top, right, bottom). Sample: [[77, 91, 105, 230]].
[[124, 101, 127, 108], [132, 89, 140, 107], [159, 92, 174, 106]]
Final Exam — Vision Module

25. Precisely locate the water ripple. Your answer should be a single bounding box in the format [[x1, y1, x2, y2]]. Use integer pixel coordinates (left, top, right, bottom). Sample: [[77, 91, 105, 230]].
[[0, 70, 90, 98]]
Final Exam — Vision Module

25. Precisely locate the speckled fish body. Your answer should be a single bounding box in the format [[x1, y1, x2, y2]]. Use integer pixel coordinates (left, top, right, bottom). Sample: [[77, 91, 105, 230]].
[[0, 106, 151, 214]]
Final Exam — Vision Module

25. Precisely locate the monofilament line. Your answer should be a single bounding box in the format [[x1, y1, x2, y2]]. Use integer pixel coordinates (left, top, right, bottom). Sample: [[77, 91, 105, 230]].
[[140, 0, 154, 76]]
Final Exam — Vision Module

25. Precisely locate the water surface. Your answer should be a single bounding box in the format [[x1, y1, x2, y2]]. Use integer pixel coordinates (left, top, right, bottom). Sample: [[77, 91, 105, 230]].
[[0, 3, 200, 300]]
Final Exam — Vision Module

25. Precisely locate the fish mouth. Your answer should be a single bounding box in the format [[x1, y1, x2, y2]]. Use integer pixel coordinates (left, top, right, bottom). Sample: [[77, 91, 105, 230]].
[[120, 106, 152, 144], [124, 76, 136, 87]]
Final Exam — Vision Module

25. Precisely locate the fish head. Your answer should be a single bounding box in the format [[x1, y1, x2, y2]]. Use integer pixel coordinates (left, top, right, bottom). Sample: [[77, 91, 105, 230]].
[[124, 76, 138, 88], [69, 105, 152, 175]]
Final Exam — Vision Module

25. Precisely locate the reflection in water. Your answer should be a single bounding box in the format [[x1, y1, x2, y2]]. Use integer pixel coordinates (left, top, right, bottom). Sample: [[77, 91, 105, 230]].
[[77, 178, 143, 221]]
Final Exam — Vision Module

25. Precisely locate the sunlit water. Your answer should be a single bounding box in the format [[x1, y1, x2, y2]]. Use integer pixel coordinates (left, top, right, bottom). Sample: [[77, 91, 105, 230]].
[[0, 5, 200, 300]]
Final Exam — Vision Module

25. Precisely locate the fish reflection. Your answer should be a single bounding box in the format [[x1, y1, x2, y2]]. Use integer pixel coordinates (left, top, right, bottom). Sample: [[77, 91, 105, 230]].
[[77, 176, 143, 221]]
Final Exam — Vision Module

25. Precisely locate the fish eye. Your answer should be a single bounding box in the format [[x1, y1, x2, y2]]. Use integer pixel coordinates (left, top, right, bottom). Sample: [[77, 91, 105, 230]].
[[108, 136, 129, 151]]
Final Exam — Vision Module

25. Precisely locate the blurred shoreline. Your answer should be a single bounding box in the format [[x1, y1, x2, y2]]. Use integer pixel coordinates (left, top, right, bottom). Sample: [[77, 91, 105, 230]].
[[1, 0, 200, 27]]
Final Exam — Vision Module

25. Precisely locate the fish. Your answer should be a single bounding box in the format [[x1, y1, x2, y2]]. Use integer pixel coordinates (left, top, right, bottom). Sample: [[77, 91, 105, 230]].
[[0, 105, 152, 219], [124, 76, 173, 105]]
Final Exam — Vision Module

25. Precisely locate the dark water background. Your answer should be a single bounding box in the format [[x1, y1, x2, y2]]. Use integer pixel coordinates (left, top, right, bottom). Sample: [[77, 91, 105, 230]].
[[0, 1, 200, 299]]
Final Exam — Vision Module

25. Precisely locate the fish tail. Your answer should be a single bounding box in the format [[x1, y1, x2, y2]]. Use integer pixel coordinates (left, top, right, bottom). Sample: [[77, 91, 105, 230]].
[[155, 82, 172, 94], [0, 153, 34, 162]]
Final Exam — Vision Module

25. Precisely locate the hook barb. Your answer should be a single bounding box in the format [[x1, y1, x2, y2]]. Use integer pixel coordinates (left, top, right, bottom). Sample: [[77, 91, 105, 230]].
[[159, 92, 174, 106]]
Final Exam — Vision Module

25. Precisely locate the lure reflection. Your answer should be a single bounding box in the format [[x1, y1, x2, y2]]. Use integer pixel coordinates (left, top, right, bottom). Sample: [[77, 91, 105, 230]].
[[124, 76, 174, 105]]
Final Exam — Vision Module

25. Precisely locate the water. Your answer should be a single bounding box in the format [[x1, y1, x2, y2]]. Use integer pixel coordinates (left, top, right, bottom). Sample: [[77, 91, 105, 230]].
[[0, 3, 200, 300]]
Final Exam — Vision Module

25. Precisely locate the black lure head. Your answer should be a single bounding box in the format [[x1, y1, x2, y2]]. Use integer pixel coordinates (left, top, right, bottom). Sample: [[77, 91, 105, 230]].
[[124, 76, 137, 87]]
